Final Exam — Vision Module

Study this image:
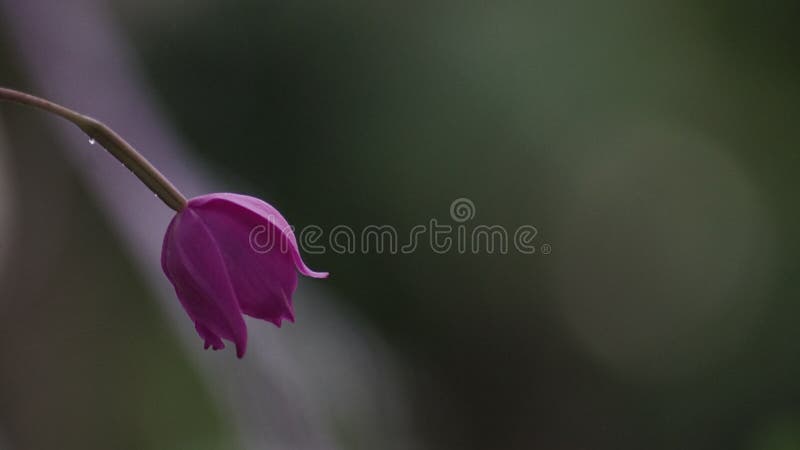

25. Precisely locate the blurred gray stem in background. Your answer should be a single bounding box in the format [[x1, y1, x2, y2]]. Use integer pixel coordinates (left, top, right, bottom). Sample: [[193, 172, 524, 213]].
[[0, 0, 415, 448]]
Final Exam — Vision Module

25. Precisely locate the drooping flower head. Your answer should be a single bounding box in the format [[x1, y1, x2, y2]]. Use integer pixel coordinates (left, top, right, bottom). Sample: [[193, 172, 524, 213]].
[[161, 193, 328, 357], [0, 88, 327, 358]]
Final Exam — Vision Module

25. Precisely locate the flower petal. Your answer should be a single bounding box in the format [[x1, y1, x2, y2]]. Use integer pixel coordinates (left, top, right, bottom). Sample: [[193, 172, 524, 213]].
[[190, 193, 329, 278], [195, 322, 225, 350], [162, 208, 248, 357], [187, 196, 301, 326]]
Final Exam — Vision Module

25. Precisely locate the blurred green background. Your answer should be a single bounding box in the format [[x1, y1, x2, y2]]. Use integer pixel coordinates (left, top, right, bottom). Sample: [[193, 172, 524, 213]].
[[1, 0, 800, 449]]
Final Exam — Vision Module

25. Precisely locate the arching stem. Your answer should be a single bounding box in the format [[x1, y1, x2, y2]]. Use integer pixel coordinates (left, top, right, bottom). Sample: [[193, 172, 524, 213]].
[[0, 87, 187, 212]]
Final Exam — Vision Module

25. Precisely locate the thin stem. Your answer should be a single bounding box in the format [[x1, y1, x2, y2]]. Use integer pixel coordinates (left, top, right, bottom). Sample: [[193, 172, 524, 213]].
[[0, 86, 187, 212]]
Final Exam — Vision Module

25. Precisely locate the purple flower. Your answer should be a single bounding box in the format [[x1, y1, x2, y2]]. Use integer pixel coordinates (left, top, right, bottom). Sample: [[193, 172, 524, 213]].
[[161, 193, 328, 358]]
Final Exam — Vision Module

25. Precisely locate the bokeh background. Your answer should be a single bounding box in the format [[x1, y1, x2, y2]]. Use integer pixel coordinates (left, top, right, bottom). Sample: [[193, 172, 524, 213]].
[[1, 0, 799, 449]]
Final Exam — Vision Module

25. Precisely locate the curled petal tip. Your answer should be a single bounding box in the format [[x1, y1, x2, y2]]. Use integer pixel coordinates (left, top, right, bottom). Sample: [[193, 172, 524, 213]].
[[291, 251, 328, 279], [300, 267, 329, 279]]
